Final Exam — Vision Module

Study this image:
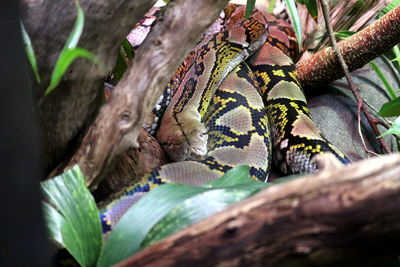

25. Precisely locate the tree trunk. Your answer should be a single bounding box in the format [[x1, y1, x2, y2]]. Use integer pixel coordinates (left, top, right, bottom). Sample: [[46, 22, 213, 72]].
[[21, 0, 157, 172], [116, 153, 400, 266]]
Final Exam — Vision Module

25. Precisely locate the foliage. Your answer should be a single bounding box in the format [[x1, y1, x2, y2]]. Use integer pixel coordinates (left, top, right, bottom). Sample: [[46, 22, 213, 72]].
[[43, 165, 303, 266], [296, 0, 318, 20], [21, 23, 41, 83], [45, 0, 98, 94], [285, 0, 302, 51], [111, 39, 134, 81], [41, 166, 102, 267], [21, 0, 98, 95]]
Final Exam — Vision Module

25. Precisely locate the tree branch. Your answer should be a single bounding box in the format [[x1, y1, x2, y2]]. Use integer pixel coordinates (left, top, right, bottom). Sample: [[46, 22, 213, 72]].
[[60, 0, 231, 189], [319, 0, 391, 154], [21, 0, 157, 172], [116, 153, 400, 266], [297, 5, 400, 88]]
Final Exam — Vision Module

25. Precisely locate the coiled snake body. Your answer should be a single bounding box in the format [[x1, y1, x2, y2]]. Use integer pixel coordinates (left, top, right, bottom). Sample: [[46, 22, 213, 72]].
[[100, 4, 350, 233]]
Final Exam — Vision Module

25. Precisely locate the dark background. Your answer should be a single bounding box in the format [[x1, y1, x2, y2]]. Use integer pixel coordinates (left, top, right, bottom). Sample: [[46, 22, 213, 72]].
[[0, 1, 50, 265]]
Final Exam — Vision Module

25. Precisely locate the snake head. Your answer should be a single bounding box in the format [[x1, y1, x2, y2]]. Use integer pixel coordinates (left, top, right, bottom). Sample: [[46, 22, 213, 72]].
[[157, 111, 208, 162]]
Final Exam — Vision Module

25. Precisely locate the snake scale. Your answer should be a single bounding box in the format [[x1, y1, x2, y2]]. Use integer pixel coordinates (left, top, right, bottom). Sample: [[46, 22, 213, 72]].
[[100, 4, 350, 234]]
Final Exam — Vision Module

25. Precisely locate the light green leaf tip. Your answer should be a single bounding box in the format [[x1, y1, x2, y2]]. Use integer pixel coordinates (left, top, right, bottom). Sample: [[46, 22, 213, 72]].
[[45, 0, 99, 95], [21, 22, 41, 83], [45, 47, 98, 95], [285, 0, 302, 52], [378, 116, 400, 138]]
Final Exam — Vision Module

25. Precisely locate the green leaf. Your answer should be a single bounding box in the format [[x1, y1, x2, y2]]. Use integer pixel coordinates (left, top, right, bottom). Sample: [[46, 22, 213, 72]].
[[65, 0, 85, 50], [391, 45, 400, 69], [267, 0, 276, 13], [378, 0, 400, 18], [378, 97, 400, 117], [245, 0, 256, 19], [296, 0, 318, 20], [203, 165, 252, 188], [142, 187, 261, 248], [112, 39, 134, 81], [334, 30, 356, 40], [45, 47, 98, 95], [370, 60, 397, 100], [378, 116, 400, 137], [285, 0, 302, 51], [45, 0, 99, 95], [21, 23, 41, 83], [41, 166, 102, 267], [43, 202, 65, 245], [97, 184, 210, 267]]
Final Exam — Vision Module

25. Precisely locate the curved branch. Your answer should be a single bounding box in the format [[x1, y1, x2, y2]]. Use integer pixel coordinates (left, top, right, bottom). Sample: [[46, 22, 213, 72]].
[[61, 0, 231, 189], [297, 5, 400, 88], [117, 153, 400, 266]]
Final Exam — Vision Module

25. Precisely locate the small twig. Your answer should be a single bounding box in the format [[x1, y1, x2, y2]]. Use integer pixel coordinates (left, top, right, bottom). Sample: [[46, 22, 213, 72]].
[[320, 0, 391, 155]]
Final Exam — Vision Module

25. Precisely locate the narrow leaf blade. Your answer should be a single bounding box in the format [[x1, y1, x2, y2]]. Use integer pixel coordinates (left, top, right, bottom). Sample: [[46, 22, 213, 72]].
[[245, 0, 256, 19], [45, 47, 98, 94], [21, 23, 41, 83], [65, 0, 85, 49], [285, 0, 302, 51]]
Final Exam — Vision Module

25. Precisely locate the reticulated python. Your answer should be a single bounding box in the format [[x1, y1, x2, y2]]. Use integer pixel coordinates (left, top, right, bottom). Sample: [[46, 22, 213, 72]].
[[100, 4, 350, 233]]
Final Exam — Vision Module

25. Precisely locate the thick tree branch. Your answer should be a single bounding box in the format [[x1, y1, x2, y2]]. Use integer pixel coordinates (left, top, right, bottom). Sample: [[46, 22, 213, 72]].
[[297, 5, 400, 88], [62, 0, 231, 189], [117, 153, 400, 266], [21, 0, 157, 171]]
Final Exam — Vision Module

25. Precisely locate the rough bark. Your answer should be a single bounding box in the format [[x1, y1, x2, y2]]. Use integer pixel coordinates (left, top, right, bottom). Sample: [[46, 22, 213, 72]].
[[60, 0, 231, 190], [21, 0, 157, 172], [94, 129, 169, 199], [116, 153, 400, 267], [297, 5, 400, 88]]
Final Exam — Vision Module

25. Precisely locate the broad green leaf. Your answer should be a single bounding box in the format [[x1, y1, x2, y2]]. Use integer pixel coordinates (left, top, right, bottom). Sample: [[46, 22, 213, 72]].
[[378, 97, 400, 117], [245, 0, 256, 19], [21, 23, 41, 83], [41, 166, 102, 267], [143, 176, 302, 248], [296, 0, 318, 20], [378, 116, 400, 137], [45, 47, 98, 94], [142, 187, 261, 248], [43, 202, 64, 245], [203, 165, 252, 188], [334, 30, 356, 40], [97, 184, 210, 267], [370, 61, 397, 100], [285, 0, 302, 51], [65, 0, 85, 50]]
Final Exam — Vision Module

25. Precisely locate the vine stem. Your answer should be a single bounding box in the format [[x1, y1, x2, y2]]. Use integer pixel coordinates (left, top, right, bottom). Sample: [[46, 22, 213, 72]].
[[319, 0, 391, 155]]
